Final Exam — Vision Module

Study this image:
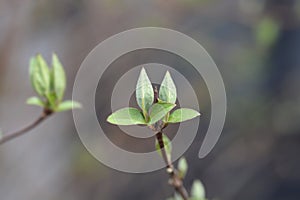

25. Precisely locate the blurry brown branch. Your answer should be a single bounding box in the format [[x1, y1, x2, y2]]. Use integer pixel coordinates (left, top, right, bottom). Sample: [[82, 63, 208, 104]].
[[0, 109, 52, 145]]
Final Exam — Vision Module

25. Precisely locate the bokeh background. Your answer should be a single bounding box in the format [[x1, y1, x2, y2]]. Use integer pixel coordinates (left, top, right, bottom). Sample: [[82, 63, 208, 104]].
[[1, 0, 300, 199]]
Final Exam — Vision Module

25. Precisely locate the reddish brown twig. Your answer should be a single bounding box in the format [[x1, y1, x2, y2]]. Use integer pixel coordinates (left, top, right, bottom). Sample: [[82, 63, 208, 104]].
[[153, 86, 189, 200], [0, 109, 52, 145], [156, 132, 189, 200]]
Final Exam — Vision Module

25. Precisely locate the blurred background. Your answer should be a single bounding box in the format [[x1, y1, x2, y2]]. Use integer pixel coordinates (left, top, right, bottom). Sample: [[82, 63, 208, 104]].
[[1, 0, 300, 199]]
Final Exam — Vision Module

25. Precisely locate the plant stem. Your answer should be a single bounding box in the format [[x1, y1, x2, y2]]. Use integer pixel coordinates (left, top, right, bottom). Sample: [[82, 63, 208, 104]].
[[156, 132, 189, 200], [0, 109, 52, 145], [153, 85, 189, 200]]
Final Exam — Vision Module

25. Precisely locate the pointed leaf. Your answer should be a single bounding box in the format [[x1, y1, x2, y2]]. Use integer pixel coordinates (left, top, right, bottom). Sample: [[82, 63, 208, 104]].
[[159, 71, 177, 104], [56, 100, 82, 112], [191, 180, 205, 199], [168, 108, 200, 123], [29, 54, 50, 97], [155, 134, 172, 160], [29, 57, 44, 96], [107, 107, 147, 125], [52, 53, 66, 102], [178, 157, 188, 179], [30, 54, 50, 96], [136, 68, 154, 117], [26, 96, 45, 107], [149, 102, 175, 124]]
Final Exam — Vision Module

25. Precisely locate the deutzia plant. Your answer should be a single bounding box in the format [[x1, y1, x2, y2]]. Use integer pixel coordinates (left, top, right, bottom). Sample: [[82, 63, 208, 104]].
[[107, 68, 206, 200]]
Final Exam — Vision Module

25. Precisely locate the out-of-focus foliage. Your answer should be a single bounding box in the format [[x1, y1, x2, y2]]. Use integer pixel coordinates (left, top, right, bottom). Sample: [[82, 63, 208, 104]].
[[256, 17, 280, 48], [27, 54, 81, 112]]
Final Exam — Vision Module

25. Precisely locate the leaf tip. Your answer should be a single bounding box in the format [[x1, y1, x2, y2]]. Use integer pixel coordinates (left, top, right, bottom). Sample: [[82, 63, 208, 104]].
[[52, 52, 59, 61], [73, 102, 82, 109], [36, 53, 43, 60], [106, 114, 113, 123], [165, 70, 171, 76]]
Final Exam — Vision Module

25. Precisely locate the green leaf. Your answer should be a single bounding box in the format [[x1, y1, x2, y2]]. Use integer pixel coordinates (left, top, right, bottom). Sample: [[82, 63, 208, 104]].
[[55, 100, 82, 112], [29, 55, 50, 96], [26, 96, 45, 107], [136, 68, 154, 118], [178, 157, 188, 179], [155, 134, 172, 160], [168, 108, 200, 123], [52, 53, 66, 102], [107, 107, 147, 125], [159, 71, 177, 104], [149, 102, 175, 124], [191, 180, 205, 199], [29, 54, 50, 97]]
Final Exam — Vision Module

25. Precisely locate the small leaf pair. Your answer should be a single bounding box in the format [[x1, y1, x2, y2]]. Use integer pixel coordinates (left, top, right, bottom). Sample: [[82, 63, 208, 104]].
[[107, 68, 176, 125], [107, 68, 200, 126], [27, 53, 81, 112]]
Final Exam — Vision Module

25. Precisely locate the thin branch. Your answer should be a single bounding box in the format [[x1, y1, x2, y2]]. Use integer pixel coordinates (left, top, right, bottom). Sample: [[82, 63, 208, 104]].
[[153, 85, 189, 200], [0, 109, 52, 145], [156, 132, 189, 200]]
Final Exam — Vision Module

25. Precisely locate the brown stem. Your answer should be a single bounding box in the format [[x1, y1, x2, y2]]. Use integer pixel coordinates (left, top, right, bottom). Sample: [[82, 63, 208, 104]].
[[156, 132, 189, 200], [153, 85, 189, 199], [0, 109, 52, 145]]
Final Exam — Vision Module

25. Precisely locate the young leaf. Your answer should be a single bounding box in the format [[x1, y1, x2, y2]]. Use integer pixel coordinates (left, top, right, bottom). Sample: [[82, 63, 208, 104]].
[[107, 107, 147, 125], [26, 96, 45, 107], [178, 157, 188, 179], [29, 56, 49, 97], [136, 68, 154, 118], [168, 108, 200, 123], [159, 71, 177, 104], [191, 180, 205, 199], [52, 53, 66, 102], [149, 102, 175, 124], [155, 134, 172, 160], [55, 100, 82, 112]]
